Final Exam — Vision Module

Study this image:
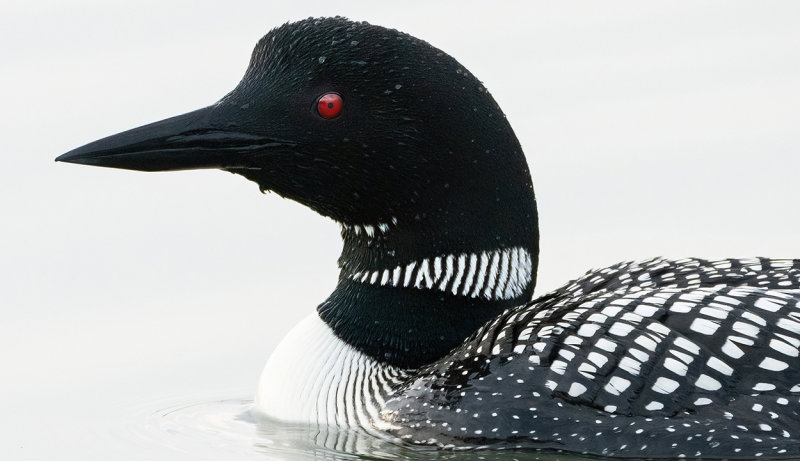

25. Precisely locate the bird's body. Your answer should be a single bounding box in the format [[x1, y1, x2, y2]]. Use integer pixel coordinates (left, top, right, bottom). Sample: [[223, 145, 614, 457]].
[[256, 256, 800, 458], [57, 17, 800, 459], [386, 257, 800, 458]]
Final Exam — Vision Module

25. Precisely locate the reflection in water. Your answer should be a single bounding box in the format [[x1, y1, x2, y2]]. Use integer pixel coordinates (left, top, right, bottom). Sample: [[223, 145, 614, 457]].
[[131, 397, 595, 461]]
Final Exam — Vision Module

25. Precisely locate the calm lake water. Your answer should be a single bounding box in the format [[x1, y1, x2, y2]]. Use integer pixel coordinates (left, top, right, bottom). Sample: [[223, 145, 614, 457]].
[[123, 395, 597, 461]]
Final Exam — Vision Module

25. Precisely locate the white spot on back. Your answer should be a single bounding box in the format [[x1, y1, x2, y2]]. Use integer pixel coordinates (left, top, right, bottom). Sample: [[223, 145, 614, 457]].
[[605, 376, 631, 395], [695, 374, 722, 391], [568, 382, 587, 397], [754, 298, 782, 312], [645, 401, 664, 411], [652, 376, 679, 394], [689, 318, 720, 335], [609, 322, 635, 337], [759, 357, 789, 371]]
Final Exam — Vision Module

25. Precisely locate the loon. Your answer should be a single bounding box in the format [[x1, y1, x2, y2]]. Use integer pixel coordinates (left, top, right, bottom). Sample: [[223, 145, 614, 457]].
[[57, 17, 800, 459]]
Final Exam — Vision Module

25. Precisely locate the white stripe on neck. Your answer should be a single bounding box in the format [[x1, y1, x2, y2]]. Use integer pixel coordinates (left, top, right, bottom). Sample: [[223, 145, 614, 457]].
[[255, 313, 406, 431], [348, 246, 532, 300]]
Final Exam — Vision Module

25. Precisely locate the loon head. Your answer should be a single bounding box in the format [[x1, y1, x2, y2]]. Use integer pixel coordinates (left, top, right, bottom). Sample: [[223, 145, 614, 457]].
[[57, 17, 539, 368]]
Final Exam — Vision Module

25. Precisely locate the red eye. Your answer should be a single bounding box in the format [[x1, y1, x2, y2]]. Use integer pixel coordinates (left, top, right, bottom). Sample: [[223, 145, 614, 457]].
[[316, 93, 343, 119]]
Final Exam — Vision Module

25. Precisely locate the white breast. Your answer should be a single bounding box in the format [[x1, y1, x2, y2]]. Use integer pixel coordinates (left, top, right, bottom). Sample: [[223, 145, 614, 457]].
[[255, 313, 407, 431]]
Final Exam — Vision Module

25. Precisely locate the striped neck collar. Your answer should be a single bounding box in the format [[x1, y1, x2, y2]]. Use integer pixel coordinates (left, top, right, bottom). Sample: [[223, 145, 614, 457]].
[[317, 218, 538, 368], [347, 246, 534, 301]]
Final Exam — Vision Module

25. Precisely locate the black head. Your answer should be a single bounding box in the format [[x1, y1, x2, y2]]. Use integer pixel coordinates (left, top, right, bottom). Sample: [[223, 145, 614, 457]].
[[57, 17, 539, 367]]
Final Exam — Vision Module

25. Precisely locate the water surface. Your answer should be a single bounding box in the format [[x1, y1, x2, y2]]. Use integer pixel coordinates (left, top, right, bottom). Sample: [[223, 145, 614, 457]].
[[123, 395, 596, 461]]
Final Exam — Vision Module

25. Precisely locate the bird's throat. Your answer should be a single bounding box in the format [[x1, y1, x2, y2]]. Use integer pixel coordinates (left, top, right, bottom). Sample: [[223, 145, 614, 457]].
[[318, 223, 537, 368]]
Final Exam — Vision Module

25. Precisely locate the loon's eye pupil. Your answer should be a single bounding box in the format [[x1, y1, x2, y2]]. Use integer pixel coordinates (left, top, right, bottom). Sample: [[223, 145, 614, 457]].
[[317, 93, 343, 119]]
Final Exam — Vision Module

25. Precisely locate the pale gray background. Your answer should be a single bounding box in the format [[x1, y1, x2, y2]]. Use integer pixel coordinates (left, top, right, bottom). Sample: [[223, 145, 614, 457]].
[[1, 1, 799, 459]]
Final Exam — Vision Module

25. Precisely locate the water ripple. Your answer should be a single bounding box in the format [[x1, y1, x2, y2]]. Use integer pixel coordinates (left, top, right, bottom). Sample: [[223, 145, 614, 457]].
[[118, 393, 592, 461]]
